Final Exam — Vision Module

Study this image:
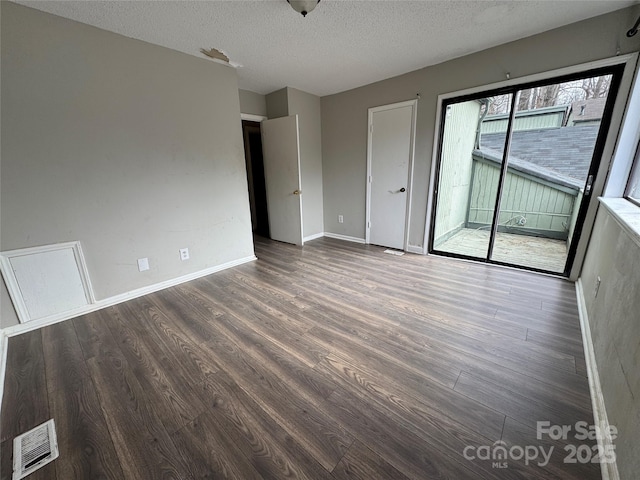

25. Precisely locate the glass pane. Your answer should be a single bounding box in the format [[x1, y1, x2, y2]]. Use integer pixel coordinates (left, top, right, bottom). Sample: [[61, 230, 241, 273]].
[[626, 143, 640, 204], [489, 74, 613, 272], [432, 95, 511, 258]]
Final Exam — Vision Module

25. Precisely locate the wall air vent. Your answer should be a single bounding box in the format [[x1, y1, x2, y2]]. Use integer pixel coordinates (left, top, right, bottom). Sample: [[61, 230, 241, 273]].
[[13, 419, 59, 480]]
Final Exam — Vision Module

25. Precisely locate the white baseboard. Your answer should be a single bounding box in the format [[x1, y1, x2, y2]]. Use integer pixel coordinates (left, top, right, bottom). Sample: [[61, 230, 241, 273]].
[[0, 254, 255, 457], [323, 232, 366, 244], [575, 279, 619, 480], [407, 245, 425, 254], [303, 232, 325, 242], [2, 254, 257, 339], [0, 331, 8, 435], [0, 330, 9, 466]]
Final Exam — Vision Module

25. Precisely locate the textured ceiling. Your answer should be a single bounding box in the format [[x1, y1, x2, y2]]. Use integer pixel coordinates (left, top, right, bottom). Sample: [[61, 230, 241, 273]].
[[14, 0, 639, 96]]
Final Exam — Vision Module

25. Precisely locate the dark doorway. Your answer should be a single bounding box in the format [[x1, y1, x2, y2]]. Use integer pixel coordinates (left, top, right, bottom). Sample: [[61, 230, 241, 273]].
[[242, 120, 270, 238]]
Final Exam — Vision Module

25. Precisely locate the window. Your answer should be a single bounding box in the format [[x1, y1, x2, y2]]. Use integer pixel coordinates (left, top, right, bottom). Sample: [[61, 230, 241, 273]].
[[430, 66, 623, 275], [625, 140, 640, 206]]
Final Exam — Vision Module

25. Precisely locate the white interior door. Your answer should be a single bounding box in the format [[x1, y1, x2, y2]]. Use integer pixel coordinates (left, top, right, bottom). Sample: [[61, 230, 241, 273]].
[[367, 101, 417, 250], [261, 115, 304, 246]]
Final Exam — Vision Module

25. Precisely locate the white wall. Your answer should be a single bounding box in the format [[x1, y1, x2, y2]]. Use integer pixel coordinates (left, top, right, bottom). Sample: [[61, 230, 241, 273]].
[[0, 3, 254, 328]]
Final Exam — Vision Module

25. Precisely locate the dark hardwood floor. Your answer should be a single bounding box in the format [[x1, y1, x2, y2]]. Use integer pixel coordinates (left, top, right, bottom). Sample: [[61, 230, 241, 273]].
[[1, 237, 601, 479]]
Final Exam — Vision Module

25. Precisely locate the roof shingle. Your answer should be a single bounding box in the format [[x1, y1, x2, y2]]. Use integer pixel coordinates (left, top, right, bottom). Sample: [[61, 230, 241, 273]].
[[480, 124, 599, 183]]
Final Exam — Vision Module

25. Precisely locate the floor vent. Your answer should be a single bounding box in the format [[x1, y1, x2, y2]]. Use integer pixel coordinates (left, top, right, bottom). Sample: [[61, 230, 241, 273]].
[[13, 419, 59, 480], [383, 249, 405, 256]]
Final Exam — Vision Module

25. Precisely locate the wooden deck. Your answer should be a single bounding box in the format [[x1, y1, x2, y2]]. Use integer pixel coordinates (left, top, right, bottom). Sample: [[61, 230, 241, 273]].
[[1, 237, 598, 479], [437, 228, 568, 273]]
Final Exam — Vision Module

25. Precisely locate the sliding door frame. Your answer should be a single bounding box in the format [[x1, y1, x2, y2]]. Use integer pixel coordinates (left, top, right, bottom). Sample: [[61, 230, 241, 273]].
[[425, 53, 638, 279]]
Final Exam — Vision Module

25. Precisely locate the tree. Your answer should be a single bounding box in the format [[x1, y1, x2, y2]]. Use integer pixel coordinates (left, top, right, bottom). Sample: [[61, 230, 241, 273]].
[[517, 84, 560, 110], [487, 94, 510, 115], [482, 74, 612, 115]]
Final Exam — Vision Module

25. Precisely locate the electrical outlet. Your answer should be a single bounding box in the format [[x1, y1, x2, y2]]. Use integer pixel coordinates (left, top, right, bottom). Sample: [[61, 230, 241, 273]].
[[180, 248, 190, 261], [338, 215, 344, 224], [137, 258, 149, 272]]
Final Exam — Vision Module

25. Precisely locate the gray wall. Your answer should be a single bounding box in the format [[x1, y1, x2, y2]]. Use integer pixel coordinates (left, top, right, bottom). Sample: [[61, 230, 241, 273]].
[[265, 87, 324, 239], [0, 278, 19, 329], [321, 6, 640, 249], [580, 206, 640, 479], [266, 88, 289, 120], [239, 89, 267, 117], [0, 3, 254, 328]]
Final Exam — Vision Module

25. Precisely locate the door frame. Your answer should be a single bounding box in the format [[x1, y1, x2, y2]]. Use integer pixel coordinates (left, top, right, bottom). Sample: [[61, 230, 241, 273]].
[[424, 53, 639, 279], [241, 113, 267, 122], [365, 99, 418, 250]]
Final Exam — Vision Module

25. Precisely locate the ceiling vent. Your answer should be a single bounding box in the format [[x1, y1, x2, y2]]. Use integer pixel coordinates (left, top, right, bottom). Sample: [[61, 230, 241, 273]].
[[13, 419, 59, 480]]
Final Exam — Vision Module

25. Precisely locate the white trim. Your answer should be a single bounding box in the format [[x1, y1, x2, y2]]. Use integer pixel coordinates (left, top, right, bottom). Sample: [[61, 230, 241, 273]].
[[0, 241, 95, 324], [0, 331, 8, 448], [294, 115, 305, 246], [575, 279, 619, 480], [598, 197, 640, 248], [404, 101, 418, 251], [303, 232, 324, 242], [2, 255, 257, 338], [571, 54, 639, 280], [0, 254, 256, 456], [603, 56, 640, 197], [240, 113, 267, 122], [406, 245, 425, 255], [366, 99, 418, 251], [424, 96, 444, 256], [323, 232, 365, 244]]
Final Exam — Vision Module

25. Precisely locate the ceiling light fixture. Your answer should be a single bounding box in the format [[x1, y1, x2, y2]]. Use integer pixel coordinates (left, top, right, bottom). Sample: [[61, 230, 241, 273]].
[[287, 0, 320, 17]]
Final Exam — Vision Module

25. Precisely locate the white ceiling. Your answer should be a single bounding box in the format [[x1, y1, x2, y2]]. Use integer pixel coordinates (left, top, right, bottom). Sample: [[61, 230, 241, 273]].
[[14, 0, 638, 97]]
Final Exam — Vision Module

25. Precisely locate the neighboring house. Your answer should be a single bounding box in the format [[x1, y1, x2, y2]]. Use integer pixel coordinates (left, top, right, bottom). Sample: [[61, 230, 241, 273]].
[[480, 124, 600, 183], [468, 125, 600, 242], [480, 105, 568, 134], [435, 123, 600, 245], [566, 97, 607, 126]]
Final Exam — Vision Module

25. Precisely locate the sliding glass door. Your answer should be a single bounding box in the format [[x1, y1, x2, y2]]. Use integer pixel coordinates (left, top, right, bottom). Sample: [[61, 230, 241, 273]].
[[430, 66, 623, 275]]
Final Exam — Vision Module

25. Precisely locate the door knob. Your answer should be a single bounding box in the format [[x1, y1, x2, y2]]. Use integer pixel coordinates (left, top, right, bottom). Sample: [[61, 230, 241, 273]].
[[400, 187, 406, 192], [293, 189, 301, 195]]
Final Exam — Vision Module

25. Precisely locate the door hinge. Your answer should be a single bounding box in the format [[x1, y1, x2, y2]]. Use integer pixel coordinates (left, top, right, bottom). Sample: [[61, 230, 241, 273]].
[[368, 175, 372, 183]]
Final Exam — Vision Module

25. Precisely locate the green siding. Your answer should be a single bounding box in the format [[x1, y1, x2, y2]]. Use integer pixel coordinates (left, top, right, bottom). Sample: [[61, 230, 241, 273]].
[[481, 112, 565, 134], [434, 101, 481, 245], [468, 160, 578, 239]]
